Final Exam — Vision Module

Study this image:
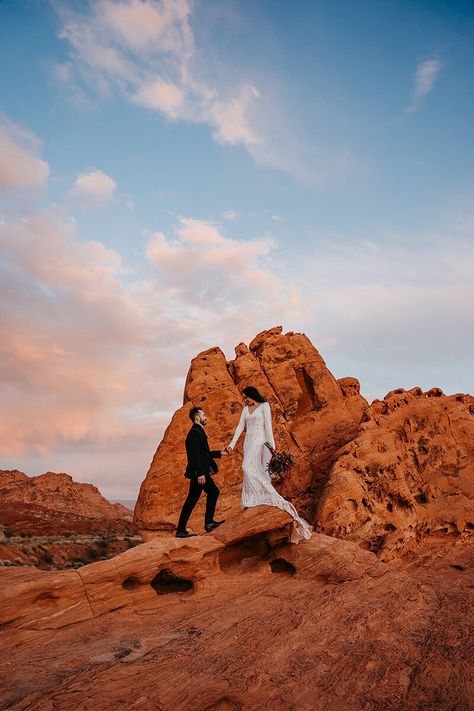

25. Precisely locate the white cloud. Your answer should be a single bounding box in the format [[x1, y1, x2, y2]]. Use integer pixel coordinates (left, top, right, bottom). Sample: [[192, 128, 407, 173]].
[[133, 77, 185, 117], [69, 169, 117, 209], [0, 116, 49, 192], [54, 0, 261, 151], [222, 209, 239, 221], [405, 58, 442, 113], [156, 189, 176, 200], [145, 217, 305, 332]]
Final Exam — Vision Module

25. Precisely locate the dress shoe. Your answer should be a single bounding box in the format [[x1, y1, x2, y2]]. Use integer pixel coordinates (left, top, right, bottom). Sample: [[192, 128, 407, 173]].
[[175, 530, 197, 538], [204, 520, 225, 533]]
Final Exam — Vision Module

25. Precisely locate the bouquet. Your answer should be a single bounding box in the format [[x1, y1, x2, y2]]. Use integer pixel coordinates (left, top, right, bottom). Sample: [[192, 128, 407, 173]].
[[264, 442, 295, 482]]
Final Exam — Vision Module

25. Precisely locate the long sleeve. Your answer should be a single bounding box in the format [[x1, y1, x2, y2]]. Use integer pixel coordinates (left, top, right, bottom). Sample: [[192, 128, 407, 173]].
[[229, 407, 246, 448], [263, 401, 275, 449]]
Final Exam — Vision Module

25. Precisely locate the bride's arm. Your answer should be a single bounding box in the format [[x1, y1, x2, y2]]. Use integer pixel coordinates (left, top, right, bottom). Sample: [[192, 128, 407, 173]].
[[228, 407, 246, 449], [263, 402, 275, 449]]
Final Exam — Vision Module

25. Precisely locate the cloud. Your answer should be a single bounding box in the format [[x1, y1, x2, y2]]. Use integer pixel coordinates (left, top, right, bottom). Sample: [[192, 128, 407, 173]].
[[54, 0, 261, 150], [145, 217, 304, 333], [0, 206, 303, 495], [0, 116, 49, 192], [404, 58, 442, 113], [295, 232, 474, 400], [69, 169, 117, 209], [156, 189, 176, 200], [52, 1, 356, 185], [133, 77, 185, 117], [2, 196, 473, 497], [222, 210, 239, 221]]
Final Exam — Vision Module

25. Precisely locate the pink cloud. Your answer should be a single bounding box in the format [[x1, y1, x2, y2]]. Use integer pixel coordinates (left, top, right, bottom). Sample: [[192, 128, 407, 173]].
[[69, 170, 117, 209], [0, 209, 303, 480], [0, 116, 49, 192]]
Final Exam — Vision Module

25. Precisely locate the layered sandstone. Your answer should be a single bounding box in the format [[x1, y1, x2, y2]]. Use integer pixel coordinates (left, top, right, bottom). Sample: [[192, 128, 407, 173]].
[[135, 327, 368, 533], [0, 506, 472, 710]]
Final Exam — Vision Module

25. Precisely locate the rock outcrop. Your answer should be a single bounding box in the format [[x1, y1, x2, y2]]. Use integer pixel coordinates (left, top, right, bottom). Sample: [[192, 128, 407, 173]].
[[0, 470, 138, 570], [316, 386, 474, 559], [135, 327, 473, 561], [0, 506, 472, 710], [0, 470, 133, 520], [1, 323, 473, 710], [135, 327, 368, 533]]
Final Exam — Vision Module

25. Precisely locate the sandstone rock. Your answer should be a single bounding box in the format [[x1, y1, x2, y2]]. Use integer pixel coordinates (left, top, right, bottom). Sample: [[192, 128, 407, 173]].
[[0, 469, 132, 520], [0, 507, 293, 630], [0, 505, 472, 710], [315, 387, 474, 559], [135, 328, 367, 533]]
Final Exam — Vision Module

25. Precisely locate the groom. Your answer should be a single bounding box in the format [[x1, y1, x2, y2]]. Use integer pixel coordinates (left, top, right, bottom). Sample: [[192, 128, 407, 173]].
[[176, 406, 227, 538]]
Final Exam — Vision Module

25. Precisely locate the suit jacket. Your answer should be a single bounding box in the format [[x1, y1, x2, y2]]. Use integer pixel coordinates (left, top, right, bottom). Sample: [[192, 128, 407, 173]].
[[185, 424, 221, 479]]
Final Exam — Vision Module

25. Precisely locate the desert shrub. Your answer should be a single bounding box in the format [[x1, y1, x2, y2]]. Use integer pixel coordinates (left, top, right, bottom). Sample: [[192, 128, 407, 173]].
[[21, 545, 29, 554], [63, 531, 73, 538], [98, 538, 109, 549], [43, 553, 54, 565], [87, 548, 99, 560], [4, 529, 13, 538]]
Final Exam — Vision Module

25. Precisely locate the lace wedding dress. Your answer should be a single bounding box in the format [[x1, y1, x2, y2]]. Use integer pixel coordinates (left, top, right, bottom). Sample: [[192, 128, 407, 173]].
[[228, 402, 312, 543]]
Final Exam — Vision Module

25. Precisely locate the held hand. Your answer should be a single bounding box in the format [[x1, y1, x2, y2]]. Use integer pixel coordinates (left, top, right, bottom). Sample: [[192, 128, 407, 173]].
[[197, 475, 206, 485], [225, 445, 233, 454], [221, 449, 229, 456]]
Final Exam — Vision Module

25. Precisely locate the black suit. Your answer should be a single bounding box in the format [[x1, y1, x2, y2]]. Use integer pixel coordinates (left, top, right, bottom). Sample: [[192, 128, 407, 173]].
[[177, 424, 221, 532]]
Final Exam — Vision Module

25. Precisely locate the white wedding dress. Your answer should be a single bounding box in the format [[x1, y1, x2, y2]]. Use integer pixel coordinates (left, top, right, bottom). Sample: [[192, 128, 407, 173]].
[[228, 402, 312, 543]]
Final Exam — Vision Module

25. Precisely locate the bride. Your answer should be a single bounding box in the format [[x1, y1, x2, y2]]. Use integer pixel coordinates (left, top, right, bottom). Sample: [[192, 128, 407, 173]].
[[227, 386, 312, 543]]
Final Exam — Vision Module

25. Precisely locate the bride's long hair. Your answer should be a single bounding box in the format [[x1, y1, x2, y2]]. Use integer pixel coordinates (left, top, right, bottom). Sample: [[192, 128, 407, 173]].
[[242, 386, 266, 403]]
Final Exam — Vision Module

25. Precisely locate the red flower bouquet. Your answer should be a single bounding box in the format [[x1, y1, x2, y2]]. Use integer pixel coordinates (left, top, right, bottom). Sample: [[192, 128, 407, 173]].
[[264, 442, 295, 481]]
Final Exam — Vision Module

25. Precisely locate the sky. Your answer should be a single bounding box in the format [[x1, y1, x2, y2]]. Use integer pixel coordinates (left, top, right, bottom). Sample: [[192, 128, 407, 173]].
[[1, 0, 473, 500]]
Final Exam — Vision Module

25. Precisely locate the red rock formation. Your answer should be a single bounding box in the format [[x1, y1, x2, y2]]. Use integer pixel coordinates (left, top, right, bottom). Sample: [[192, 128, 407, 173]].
[[1, 328, 473, 710], [316, 386, 474, 559], [136, 327, 473, 562], [0, 507, 472, 710], [0, 470, 138, 570], [0, 470, 133, 520], [135, 327, 367, 533]]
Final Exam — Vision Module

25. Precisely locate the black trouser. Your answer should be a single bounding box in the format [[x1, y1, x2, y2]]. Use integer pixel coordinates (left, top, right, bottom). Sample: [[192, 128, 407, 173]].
[[177, 474, 220, 532]]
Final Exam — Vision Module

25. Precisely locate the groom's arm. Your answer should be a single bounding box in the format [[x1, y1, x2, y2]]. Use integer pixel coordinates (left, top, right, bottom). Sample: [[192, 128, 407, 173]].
[[209, 449, 222, 458]]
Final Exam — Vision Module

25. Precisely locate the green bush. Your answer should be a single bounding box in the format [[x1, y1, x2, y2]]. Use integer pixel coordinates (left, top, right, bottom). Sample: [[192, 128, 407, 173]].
[[43, 553, 54, 565]]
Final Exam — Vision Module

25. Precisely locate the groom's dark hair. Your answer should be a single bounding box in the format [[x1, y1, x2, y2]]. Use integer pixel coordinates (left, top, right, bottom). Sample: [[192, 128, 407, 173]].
[[242, 386, 266, 403], [189, 406, 202, 422]]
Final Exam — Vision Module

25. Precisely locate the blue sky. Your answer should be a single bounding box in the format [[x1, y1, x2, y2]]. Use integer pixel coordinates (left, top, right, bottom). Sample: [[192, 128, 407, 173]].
[[0, 0, 473, 499]]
